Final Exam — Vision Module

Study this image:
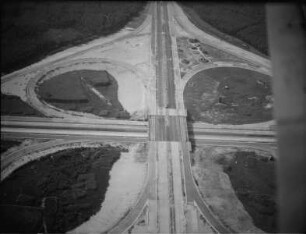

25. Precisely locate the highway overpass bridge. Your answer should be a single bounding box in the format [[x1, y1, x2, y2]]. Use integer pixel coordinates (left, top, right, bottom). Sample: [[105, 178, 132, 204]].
[[1, 116, 275, 146]]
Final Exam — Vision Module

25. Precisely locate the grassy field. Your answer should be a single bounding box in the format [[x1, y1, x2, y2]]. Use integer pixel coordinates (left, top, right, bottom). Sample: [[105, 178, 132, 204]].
[[179, 2, 268, 56], [1, 1, 146, 74], [192, 146, 277, 233], [37, 70, 130, 119], [0, 145, 126, 233], [184, 67, 273, 124], [218, 151, 277, 232], [1, 93, 44, 117], [177, 37, 247, 77], [1, 140, 22, 154]]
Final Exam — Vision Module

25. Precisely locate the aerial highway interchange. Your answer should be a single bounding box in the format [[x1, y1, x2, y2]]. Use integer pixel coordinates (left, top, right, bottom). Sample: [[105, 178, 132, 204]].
[[1, 2, 276, 233]]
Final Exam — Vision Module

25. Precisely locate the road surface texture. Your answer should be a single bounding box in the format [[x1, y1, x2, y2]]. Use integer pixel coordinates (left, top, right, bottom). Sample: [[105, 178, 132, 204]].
[[1, 1, 277, 233]]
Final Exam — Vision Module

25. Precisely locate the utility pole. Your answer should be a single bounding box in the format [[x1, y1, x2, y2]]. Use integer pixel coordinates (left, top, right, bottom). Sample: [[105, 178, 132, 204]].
[[266, 3, 306, 233]]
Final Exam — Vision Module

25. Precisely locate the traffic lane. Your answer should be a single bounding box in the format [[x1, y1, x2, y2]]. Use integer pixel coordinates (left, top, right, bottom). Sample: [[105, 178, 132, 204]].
[[1, 128, 147, 140], [155, 1, 176, 109], [156, 2, 165, 108]]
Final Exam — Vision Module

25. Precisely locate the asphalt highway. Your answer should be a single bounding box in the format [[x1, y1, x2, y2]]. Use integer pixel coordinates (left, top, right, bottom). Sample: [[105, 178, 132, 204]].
[[149, 1, 238, 233], [1, 116, 275, 144]]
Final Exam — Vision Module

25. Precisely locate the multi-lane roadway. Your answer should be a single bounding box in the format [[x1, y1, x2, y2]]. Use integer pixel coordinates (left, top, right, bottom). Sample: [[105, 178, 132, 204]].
[[1, 116, 275, 143]]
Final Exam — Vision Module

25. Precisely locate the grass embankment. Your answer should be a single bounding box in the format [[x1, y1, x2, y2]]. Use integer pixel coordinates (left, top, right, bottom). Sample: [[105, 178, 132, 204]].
[[219, 151, 277, 233], [0, 145, 126, 233], [1, 93, 44, 117], [37, 70, 130, 119], [179, 2, 268, 56], [192, 146, 277, 232], [184, 67, 273, 124], [1, 1, 146, 74], [0, 140, 22, 154]]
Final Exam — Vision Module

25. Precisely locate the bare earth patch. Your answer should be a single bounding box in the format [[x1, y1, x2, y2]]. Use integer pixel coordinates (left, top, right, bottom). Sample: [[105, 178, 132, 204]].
[[177, 37, 247, 77], [1, 2, 146, 74], [0, 145, 127, 233]]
